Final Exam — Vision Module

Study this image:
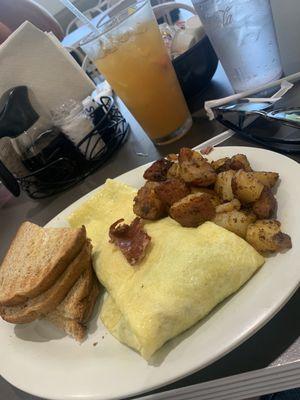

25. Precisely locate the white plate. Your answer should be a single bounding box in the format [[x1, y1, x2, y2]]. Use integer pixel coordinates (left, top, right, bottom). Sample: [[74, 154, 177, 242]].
[[1, 146, 299, 400]]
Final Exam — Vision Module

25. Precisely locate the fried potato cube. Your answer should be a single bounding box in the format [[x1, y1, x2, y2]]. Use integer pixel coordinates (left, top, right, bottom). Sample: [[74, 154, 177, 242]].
[[178, 147, 217, 187], [246, 220, 292, 253], [232, 170, 264, 204], [169, 193, 216, 227], [190, 187, 221, 207], [249, 172, 279, 188], [179, 147, 204, 161], [230, 154, 252, 172], [133, 182, 167, 220], [166, 153, 178, 162], [214, 170, 236, 201], [212, 210, 257, 238], [154, 178, 190, 207], [143, 159, 173, 182], [211, 157, 231, 173], [167, 162, 181, 180], [252, 187, 277, 219], [215, 198, 241, 214]]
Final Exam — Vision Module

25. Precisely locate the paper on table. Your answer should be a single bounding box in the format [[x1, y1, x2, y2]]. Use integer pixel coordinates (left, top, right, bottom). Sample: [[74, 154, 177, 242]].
[[0, 21, 95, 114]]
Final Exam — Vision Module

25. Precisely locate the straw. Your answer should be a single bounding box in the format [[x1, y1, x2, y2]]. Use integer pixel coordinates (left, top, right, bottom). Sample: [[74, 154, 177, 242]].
[[59, 0, 99, 35]]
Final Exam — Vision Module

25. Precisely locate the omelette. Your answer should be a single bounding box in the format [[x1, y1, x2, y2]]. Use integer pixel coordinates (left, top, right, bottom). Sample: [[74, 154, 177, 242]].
[[69, 179, 264, 359]]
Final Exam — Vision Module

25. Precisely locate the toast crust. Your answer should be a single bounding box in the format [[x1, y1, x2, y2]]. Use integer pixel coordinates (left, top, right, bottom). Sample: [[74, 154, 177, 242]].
[[82, 279, 100, 324], [54, 266, 94, 321], [45, 275, 100, 341], [46, 312, 86, 342]]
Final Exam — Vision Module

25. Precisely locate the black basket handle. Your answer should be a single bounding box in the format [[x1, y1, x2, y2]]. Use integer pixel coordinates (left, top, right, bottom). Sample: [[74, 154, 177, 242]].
[[0, 160, 20, 197]]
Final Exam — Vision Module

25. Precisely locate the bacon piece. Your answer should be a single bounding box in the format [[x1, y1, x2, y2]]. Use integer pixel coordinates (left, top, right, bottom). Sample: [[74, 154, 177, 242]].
[[109, 218, 151, 265], [200, 146, 214, 155]]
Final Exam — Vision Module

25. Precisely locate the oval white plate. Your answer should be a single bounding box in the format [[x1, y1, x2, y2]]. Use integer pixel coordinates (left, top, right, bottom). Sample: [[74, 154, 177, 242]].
[[1, 147, 299, 400]]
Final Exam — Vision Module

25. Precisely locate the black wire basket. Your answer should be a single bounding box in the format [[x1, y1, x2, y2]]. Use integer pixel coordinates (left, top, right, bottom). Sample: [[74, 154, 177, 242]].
[[15, 96, 129, 199]]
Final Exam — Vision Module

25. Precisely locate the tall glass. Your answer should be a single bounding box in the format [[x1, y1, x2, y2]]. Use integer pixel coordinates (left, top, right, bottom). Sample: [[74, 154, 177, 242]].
[[191, 0, 282, 92], [81, 0, 192, 145]]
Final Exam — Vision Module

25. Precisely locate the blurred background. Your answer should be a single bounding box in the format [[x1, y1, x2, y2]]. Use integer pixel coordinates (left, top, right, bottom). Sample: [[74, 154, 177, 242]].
[[33, 0, 300, 75]]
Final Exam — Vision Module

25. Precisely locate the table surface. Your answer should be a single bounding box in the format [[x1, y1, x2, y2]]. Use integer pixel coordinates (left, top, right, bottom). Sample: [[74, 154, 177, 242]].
[[0, 65, 299, 400]]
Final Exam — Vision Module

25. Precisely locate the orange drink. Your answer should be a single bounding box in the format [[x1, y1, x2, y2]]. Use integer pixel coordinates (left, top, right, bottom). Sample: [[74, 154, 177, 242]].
[[81, 1, 192, 145]]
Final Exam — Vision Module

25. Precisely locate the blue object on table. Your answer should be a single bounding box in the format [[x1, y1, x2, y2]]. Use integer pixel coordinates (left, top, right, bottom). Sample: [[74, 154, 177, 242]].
[[262, 388, 300, 400]]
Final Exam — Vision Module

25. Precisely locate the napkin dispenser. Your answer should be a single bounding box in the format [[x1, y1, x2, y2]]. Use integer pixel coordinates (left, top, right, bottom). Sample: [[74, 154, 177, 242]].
[[0, 86, 39, 139], [0, 86, 87, 174], [0, 86, 129, 199], [0, 22, 129, 199]]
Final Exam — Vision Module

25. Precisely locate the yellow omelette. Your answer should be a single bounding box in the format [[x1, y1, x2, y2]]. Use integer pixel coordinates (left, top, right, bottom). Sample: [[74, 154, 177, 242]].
[[69, 179, 264, 359]]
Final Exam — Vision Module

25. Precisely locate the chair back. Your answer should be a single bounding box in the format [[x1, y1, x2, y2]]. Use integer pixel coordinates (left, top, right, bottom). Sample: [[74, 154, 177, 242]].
[[0, 0, 64, 41]]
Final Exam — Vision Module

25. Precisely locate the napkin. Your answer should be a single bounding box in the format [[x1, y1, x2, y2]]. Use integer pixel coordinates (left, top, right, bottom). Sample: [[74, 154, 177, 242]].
[[0, 21, 95, 176], [204, 73, 299, 120], [0, 21, 95, 112]]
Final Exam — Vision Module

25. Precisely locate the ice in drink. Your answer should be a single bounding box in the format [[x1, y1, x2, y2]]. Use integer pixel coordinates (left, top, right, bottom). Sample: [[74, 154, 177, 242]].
[[192, 0, 282, 92]]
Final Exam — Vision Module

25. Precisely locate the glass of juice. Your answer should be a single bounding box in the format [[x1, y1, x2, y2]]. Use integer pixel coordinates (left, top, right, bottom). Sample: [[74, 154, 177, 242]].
[[80, 0, 192, 145]]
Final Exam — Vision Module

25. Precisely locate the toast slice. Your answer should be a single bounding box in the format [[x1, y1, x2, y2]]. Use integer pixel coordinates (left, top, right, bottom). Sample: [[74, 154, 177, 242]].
[[0, 222, 86, 306], [81, 279, 100, 324], [0, 242, 91, 324], [46, 279, 100, 341], [54, 265, 95, 322], [46, 313, 86, 342]]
